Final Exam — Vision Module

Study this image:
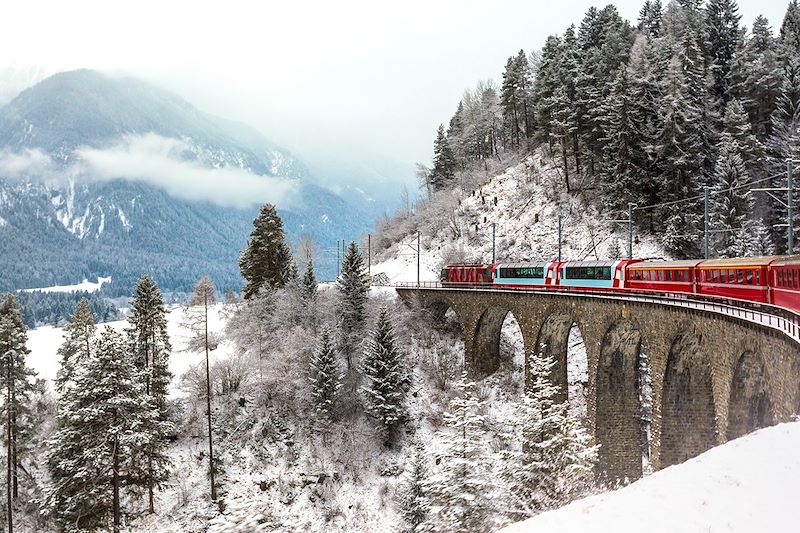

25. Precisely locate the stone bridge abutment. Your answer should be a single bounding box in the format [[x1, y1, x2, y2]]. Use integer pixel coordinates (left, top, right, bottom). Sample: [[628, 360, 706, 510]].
[[397, 288, 800, 481]]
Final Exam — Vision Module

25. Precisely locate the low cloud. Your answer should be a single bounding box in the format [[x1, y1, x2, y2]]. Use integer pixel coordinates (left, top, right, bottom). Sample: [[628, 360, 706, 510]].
[[0, 148, 58, 178], [0, 134, 297, 209]]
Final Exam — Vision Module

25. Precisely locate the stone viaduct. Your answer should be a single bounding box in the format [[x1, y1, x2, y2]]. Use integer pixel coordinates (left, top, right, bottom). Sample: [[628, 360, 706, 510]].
[[397, 287, 800, 481]]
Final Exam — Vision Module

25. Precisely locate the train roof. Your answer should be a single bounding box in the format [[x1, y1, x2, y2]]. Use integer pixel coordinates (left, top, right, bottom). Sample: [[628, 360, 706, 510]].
[[497, 262, 552, 268], [771, 255, 800, 267], [697, 256, 781, 268], [629, 259, 704, 269], [560, 260, 618, 267]]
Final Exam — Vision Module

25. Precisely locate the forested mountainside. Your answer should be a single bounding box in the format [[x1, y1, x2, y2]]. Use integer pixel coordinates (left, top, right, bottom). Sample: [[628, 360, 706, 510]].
[[412, 0, 800, 260], [0, 70, 372, 295]]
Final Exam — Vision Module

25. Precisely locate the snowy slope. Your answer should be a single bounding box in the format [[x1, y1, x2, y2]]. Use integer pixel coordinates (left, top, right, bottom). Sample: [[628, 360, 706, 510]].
[[372, 154, 665, 285], [19, 275, 111, 293], [500, 421, 800, 533]]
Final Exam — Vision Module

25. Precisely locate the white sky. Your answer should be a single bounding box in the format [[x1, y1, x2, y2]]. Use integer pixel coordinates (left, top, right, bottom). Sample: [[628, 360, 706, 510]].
[[0, 0, 790, 176]]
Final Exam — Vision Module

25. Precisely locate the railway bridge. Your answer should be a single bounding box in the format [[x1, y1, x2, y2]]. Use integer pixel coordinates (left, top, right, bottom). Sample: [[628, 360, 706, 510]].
[[395, 285, 800, 481]]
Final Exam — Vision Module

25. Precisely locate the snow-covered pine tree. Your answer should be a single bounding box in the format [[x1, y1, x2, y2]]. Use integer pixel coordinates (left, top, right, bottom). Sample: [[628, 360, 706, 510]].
[[430, 125, 457, 191], [55, 298, 96, 393], [704, 0, 742, 107], [778, 0, 800, 67], [533, 35, 564, 148], [397, 437, 430, 533], [184, 275, 218, 501], [45, 327, 170, 533], [607, 238, 622, 259], [301, 257, 318, 306], [500, 350, 597, 520], [723, 98, 764, 174], [238, 203, 293, 298], [421, 373, 497, 533], [766, 58, 800, 252], [729, 15, 780, 138], [309, 329, 342, 421], [361, 308, 409, 445], [710, 135, 754, 258], [127, 274, 172, 513], [336, 242, 368, 370], [638, 0, 663, 37], [0, 294, 37, 509]]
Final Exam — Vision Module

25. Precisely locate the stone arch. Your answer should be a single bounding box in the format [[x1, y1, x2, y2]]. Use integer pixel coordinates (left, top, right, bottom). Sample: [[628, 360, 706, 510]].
[[727, 350, 774, 440], [594, 320, 648, 482], [472, 306, 516, 376], [660, 331, 716, 468], [533, 312, 584, 407], [425, 299, 462, 336]]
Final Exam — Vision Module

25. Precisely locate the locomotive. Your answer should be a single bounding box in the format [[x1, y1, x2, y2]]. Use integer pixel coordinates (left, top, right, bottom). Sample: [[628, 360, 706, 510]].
[[440, 256, 800, 314]]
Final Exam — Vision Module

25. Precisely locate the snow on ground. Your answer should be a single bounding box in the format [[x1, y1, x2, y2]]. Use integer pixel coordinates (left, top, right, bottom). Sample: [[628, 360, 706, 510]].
[[371, 155, 666, 285], [19, 275, 111, 293], [25, 303, 235, 397], [500, 421, 800, 533]]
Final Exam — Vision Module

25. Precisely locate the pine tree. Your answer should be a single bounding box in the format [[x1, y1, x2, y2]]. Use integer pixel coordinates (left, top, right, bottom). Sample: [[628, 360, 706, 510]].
[[638, 0, 663, 37], [430, 125, 457, 191], [0, 294, 36, 523], [127, 274, 172, 513], [238, 203, 293, 298], [710, 135, 754, 257], [184, 276, 218, 501], [45, 328, 170, 533], [778, 0, 800, 67], [704, 0, 742, 107], [766, 58, 800, 253], [309, 330, 342, 421], [300, 257, 318, 307], [500, 351, 597, 519], [361, 309, 409, 445], [730, 15, 780, 138], [336, 242, 368, 370], [422, 374, 497, 533], [398, 437, 430, 533], [55, 299, 96, 393]]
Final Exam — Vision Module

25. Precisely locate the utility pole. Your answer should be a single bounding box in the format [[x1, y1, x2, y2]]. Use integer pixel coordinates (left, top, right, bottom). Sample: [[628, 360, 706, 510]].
[[417, 231, 420, 287], [492, 223, 496, 263], [558, 214, 562, 262], [336, 240, 340, 278], [367, 233, 371, 276], [628, 203, 635, 259], [704, 187, 710, 259], [789, 159, 794, 254]]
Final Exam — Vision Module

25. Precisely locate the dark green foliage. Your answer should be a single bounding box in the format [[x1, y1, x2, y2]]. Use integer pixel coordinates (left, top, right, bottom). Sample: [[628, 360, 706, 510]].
[[429, 125, 457, 191], [239, 204, 293, 299], [15, 290, 118, 329]]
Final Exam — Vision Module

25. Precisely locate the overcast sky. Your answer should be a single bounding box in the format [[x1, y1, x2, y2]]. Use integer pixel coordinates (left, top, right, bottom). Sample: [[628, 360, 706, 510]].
[[0, 0, 791, 182]]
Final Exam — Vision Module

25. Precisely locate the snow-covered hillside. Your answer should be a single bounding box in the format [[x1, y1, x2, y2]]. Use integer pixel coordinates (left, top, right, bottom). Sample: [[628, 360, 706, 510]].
[[20, 276, 111, 294], [501, 421, 800, 533], [372, 154, 665, 285]]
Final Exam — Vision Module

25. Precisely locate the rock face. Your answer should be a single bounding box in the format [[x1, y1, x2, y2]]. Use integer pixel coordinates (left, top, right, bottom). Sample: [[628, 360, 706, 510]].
[[0, 69, 369, 294]]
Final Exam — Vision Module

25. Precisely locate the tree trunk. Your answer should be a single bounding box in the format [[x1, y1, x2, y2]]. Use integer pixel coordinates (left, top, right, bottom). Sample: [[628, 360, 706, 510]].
[[11, 379, 17, 500], [204, 295, 217, 501], [562, 143, 571, 193], [573, 132, 581, 177], [6, 356, 12, 533], [113, 437, 120, 533]]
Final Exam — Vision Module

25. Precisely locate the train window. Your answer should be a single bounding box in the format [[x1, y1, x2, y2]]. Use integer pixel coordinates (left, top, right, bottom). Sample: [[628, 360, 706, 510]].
[[736, 270, 743, 284], [501, 267, 544, 278], [745, 270, 754, 285]]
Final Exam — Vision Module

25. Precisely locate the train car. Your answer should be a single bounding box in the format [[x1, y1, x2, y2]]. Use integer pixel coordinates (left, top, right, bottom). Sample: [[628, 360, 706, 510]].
[[557, 260, 636, 291], [695, 256, 777, 304], [625, 259, 702, 295], [440, 264, 494, 287], [492, 261, 560, 289], [769, 255, 800, 312]]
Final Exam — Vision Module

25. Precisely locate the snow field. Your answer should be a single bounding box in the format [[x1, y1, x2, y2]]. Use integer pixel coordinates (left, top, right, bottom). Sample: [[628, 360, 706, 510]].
[[500, 421, 800, 533], [19, 275, 112, 294]]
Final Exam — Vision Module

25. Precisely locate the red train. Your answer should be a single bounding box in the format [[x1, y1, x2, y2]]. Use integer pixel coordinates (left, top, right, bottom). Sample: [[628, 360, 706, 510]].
[[440, 256, 800, 314]]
